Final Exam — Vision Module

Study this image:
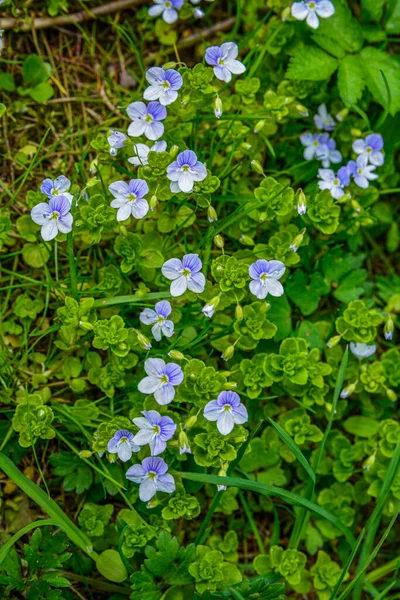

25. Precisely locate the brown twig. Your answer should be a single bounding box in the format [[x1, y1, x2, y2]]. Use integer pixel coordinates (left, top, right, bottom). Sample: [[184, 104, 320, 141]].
[[0, 0, 142, 31]]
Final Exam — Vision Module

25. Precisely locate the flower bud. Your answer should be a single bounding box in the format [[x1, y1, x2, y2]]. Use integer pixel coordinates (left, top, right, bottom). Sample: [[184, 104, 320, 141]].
[[193, 7, 205, 18], [207, 205, 218, 222], [214, 234, 224, 249], [150, 195, 158, 210], [296, 104, 309, 117], [363, 452, 376, 471], [260, 302, 270, 314], [79, 320, 94, 331], [340, 381, 358, 399], [163, 61, 177, 69], [290, 228, 306, 253], [79, 450, 93, 458], [351, 199, 361, 212], [351, 128, 363, 138], [179, 429, 191, 454], [184, 415, 197, 429], [327, 335, 341, 348], [384, 316, 394, 341], [281, 6, 290, 20], [224, 381, 238, 390], [296, 190, 307, 215], [235, 304, 243, 321], [214, 96, 223, 119], [239, 235, 254, 246], [168, 350, 185, 360], [217, 463, 228, 491], [137, 332, 152, 351], [170, 144, 179, 157], [250, 160, 264, 176], [254, 120, 264, 133], [221, 345, 235, 361], [202, 296, 220, 319], [386, 388, 397, 402], [336, 108, 349, 122]]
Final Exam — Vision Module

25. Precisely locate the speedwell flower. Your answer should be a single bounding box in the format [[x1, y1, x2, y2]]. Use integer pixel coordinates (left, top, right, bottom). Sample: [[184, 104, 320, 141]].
[[249, 259, 286, 299], [352, 134, 384, 166], [127, 101, 167, 141], [40, 175, 73, 203], [350, 342, 377, 359], [126, 457, 175, 502], [107, 130, 128, 156], [314, 104, 336, 131], [132, 410, 176, 455], [204, 391, 248, 435], [31, 196, 73, 241], [166, 150, 207, 193], [107, 429, 140, 462], [144, 67, 183, 106], [162, 254, 206, 297], [139, 300, 174, 341], [138, 358, 184, 405], [205, 42, 246, 82], [291, 0, 335, 29], [318, 165, 350, 199], [128, 141, 167, 166], [108, 179, 149, 221], [348, 156, 378, 189], [148, 0, 183, 23]]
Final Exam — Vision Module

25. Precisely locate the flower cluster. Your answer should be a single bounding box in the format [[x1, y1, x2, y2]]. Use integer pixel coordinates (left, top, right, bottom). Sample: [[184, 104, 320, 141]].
[[291, 0, 335, 29]]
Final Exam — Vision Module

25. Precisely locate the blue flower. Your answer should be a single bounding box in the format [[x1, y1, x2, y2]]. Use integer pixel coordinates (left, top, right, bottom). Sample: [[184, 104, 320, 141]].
[[138, 358, 184, 405], [108, 179, 149, 221], [350, 342, 377, 359], [318, 165, 350, 199], [166, 150, 207, 193], [107, 130, 128, 156], [40, 175, 73, 203], [107, 429, 140, 462], [139, 300, 174, 341], [128, 141, 167, 167], [314, 104, 336, 131], [148, 0, 183, 24], [127, 101, 167, 141], [204, 391, 248, 435], [205, 42, 246, 82], [301, 133, 342, 167], [31, 196, 73, 241], [353, 134, 384, 166], [132, 410, 176, 455], [348, 156, 378, 189], [249, 259, 286, 299], [193, 7, 205, 18], [162, 253, 206, 297], [126, 456, 175, 502], [144, 67, 183, 106], [291, 0, 335, 29]]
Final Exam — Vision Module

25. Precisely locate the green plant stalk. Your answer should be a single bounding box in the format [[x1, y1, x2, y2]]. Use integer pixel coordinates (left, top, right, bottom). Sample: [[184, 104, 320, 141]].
[[67, 231, 78, 299], [0, 452, 96, 560], [92, 291, 171, 308], [366, 556, 400, 584], [0, 519, 58, 564], [237, 490, 265, 554]]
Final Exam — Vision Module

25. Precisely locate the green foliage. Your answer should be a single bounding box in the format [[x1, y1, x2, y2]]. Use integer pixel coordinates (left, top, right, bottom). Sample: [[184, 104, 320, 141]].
[[78, 503, 114, 537], [336, 299, 384, 342], [12, 394, 55, 448]]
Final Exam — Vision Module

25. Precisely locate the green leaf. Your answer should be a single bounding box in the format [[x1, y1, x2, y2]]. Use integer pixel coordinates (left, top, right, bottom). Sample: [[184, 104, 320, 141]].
[[286, 46, 338, 81], [22, 55, 50, 87], [50, 451, 94, 494], [333, 269, 369, 303], [267, 295, 292, 341], [177, 471, 355, 547], [286, 271, 329, 316], [343, 416, 380, 438], [0, 72, 16, 92], [22, 243, 50, 268], [0, 452, 96, 560], [0, 103, 6, 118], [338, 55, 366, 107], [313, 0, 363, 54], [385, 0, 400, 33], [29, 82, 54, 103], [360, 46, 400, 115], [96, 549, 128, 582]]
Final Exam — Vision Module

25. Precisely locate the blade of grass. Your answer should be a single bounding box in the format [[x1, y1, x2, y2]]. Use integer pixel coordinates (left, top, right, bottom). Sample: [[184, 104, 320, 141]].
[[178, 471, 356, 547], [328, 528, 366, 600], [0, 452, 96, 560], [0, 519, 58, 564], [267, 417, 315, 484]]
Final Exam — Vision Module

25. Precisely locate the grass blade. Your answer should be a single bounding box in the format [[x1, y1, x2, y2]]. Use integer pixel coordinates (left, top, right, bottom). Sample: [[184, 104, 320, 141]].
[[267, 417, 315, 484], [0, 452, 97, 560], [0, 519, 58, 564]]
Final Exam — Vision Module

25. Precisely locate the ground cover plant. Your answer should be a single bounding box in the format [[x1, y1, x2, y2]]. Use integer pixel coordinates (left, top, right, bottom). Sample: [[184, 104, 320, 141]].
[[0, 0, 400, 598]]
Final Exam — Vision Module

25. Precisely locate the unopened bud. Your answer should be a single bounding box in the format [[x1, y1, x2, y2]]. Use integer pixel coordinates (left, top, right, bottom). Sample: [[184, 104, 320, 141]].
[[224, 381, 238, 390], [235, 305, 243, 321], [296, 104, 309, 117], [327, 335, 341, 348], [336, 108, 349, 122], [250, 159, 264, 176], [214, 96, 223, 119], [79, 320, 93, 331], [351, 128, 363, 138], [254, 120, 264, 133], [296, 190, 307, 215], [184, 415, 197, 429], [207, 205, 218, 222], [147, 497, 161, 508], [170, 144, 179, 157], [222, 345, 235, 361], [179, 430, 191, 454], [214, 234, 224, 249], [163, 61, 177, 70], [79, 450, 93, 458], [217, 463, 228, 491], [281, 6, 290, 20], [260, 302, 270, 314], [386, 388, 397, 402], [239, 235, 254, 246], [363, 452, 376, 471], [202, 296, 220, 318], [351, 199, 361, 212], [168, 350, 185, 360], [384, 316, 394, 341], [137, 332, 152, 351], [340, 381, 358, 399], [150, 195, 158, 210], [290, 228, 306, 253], [193, 7, 205, 18]]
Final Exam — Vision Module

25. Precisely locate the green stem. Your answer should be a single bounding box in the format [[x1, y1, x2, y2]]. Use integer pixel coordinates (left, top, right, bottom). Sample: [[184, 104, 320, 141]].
[[366, 556, 400, 584], [0, 519, 58, 564], [238, 490, 265, 554], [92, 291, 171, 308], [67, 231, 78, 299]]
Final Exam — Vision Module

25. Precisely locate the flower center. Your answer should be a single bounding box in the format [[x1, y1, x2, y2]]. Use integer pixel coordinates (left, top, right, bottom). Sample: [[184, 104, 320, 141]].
[[145, 114, 154, 123], [120, 437, 128, 443], [182, 267, 191, 277], [259, 272, 268, 282], [160, 374, 169, 384], [181, 164, 190, 172], [223, 404, 232, 413], [162, 80, 171, 89], [153, 425, 161, 435], [51, 211, 60, 220], [333, 178, 340, 186], [147, 471, 158, 480], [357, 168, 363, 175], [366, 146, 372, 153], [157, 315, 165, 324], [217, 58, 225, 66], [313, 140, 319, 147], [128, 193, 137, 202], [51, 188, 59, 195], [308, 1, 316, 8]]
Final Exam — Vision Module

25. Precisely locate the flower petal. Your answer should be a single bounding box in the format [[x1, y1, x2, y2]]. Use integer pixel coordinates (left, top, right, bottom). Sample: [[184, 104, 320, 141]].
[[188, 272, 206, 293], [217, 411, 235, 435], [162, 258, 183, 280], [139, 478, 158, 502], [41, 220, 58, 241], [138, 375, 161, 394], [157, 473, 175, 494], [31, 203, 51, 225], [170, 276, 188, 297], [165, 362, 184, 385], [154, 383, 175, 405], [140, 308, 158, 325], [145, 358, 166, 377]]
